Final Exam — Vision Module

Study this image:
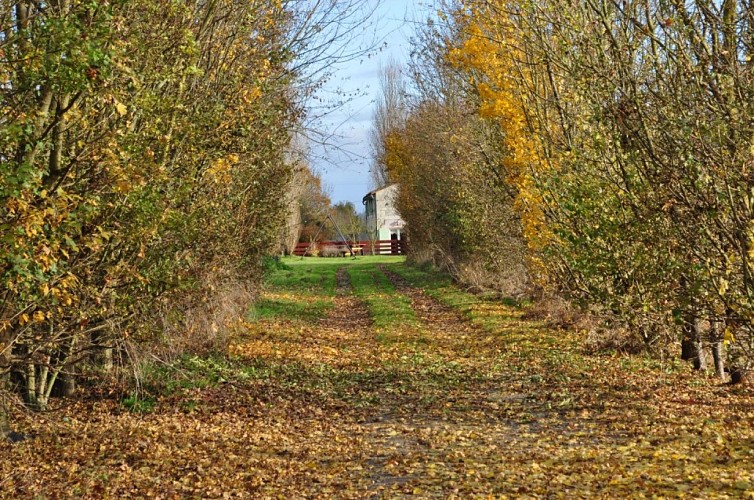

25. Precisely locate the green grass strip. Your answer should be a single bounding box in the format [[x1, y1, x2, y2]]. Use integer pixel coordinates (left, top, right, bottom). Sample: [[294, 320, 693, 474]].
[[346, 261, 418, 333], [248, 257, 340, 322]]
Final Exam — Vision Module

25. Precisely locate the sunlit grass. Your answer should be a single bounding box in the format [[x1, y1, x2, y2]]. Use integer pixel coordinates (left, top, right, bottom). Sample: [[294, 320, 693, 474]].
[[346, 262, 418, 333]]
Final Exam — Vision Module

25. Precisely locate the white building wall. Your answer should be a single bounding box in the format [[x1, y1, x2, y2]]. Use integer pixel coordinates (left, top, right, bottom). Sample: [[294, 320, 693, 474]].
[[363, 184, 405, 245], [375, 185, 404, 240]]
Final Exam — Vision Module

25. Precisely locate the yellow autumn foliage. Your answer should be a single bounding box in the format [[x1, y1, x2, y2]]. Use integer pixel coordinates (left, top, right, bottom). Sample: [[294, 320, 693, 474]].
[[446, 4, 553, 273]]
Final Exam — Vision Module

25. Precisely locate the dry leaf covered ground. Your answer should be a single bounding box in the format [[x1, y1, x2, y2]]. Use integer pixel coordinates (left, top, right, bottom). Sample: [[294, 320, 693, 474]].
[[1, 256, 753, 498]]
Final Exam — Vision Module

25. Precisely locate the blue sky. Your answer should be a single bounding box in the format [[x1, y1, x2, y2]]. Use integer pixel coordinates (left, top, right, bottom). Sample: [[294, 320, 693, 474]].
[[307, 1, 425, 209]]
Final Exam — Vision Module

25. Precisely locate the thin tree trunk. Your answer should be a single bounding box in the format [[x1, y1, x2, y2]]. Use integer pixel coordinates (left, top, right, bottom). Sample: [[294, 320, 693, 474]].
[[92, 328, 114, 373], [694, 338, 707, 371], [681, 312, 708, 370], [712, 340, 726, 381], [25, 363, 36, 409], [49, 93, 71, 177], [0, 378, 10, 437], [102, 348, 113, 373]]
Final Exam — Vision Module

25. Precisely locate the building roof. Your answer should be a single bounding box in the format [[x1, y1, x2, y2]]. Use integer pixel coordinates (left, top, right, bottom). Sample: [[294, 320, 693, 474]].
[[362, 183, 397, 203]]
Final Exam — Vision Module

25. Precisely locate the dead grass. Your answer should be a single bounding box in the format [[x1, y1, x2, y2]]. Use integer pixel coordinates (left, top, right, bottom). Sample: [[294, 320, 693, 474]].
[[164, 279, 253, 358], [582, 322, 647, 355], [522, 293, 582, 329], [522, 294, 646, 354], [455, 259, 529, 297]]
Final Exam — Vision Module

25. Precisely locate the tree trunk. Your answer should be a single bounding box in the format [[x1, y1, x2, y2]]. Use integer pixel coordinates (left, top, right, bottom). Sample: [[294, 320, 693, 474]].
[[0, 325, 12, 436], [101, 348, 113, 373], [712, 340, 726, 382], [91, 328, 114, 373], [61, 372, 75, 397], [709, 319, 727, 381], [681, 313, 707, 371], [52, 369, 76, 398], [25, 363, 37, 409], [0, 402, 8, 437], [693, 338, 707, 371], [0, 379, 10, 437]]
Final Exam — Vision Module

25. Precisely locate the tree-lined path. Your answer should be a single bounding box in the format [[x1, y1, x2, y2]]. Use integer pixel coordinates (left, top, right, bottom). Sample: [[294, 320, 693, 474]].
[[2, 257, 753, 497]]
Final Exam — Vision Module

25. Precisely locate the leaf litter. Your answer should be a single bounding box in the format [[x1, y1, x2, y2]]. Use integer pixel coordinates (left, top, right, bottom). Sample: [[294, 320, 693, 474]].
[[1, 261, 753, 498]]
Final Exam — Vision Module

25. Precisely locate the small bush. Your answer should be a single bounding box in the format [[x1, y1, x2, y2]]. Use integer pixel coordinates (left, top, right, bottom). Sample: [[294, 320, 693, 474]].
[[121, 393, 156, 414], [523, 294, 582, 330], [120, 268, 255, 401], [320, 245, 341, 257], [262, 255, 291, 273]]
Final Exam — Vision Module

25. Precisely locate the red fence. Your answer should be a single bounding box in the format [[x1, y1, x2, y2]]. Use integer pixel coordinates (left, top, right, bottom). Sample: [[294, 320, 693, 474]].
[[293, 240, 405, 256]]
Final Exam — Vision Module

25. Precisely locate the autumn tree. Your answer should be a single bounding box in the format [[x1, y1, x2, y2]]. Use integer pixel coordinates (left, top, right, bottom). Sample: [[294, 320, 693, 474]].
[[1, 0, 132, 411], [369, 60, 408, 189], [0, 0, 382, 430], [331, 202, 365, 242], [376, 9, 529, 292], [296, 167, 333, 243], [281, 162, 333, 250], [441, 0, 754, 375]]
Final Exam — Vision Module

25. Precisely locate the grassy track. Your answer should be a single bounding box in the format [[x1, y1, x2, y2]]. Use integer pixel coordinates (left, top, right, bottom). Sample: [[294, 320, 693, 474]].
[[1, 256, 753, 497]]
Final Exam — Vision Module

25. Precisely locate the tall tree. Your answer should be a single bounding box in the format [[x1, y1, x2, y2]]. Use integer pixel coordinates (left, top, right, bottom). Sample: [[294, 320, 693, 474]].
[[331, 201, 365, 242], [376, 9, 529, 292], [442, 0, 754, 372], [369, 59, 408, 189]]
